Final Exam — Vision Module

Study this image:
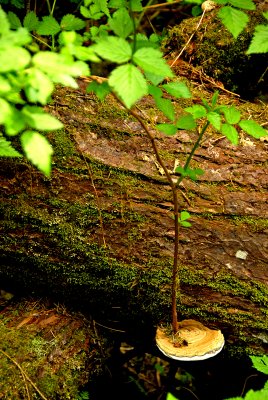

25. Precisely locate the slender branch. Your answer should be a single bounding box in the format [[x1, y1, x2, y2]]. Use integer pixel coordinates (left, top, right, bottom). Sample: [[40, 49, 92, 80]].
[[0, 349, 49, 400]]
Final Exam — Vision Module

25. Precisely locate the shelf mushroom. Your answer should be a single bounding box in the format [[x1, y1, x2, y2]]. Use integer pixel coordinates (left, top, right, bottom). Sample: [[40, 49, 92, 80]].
[[156, 319, 225, 361]]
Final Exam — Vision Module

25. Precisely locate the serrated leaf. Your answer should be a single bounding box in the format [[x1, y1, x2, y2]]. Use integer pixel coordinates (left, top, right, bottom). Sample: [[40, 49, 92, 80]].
[[156, 123, 177, 136], [0, 47, 31, 72], [229, 0, 255, 10], [133, 47, 174, 78], [37, 15, 61, 35], [80, 5, 92, 18], [0, 135, 22, 157], [86, 81, 111, 100], [21, 130, 53, 177], [221, 123, 239, 144], [185, 104, 207, 119], [154, 97, 175, 121], [23, 11, 39, 31], [61, 14, 86, 31], [25, 68, 54, 104], [22, 107, 63, 131], [108, 64, 148, 108], [207, 111, 221, 130], [218, 6, 249, 38], [239, 120, 268, 138], [247, 25, 268, 54], [176, 114, 196, 130], [93, 36, 132, 63], [162, 81, 191, 99], [221, 106, 241, 124], [250, 355, 268, 375], [98, 0, 110, 16], [108, 7, 133, 38], [7, 11, 22, 29]]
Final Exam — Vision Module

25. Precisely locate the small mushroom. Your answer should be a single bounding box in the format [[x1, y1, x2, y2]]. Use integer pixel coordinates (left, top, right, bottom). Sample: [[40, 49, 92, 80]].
[[201, 1, 217, 12]]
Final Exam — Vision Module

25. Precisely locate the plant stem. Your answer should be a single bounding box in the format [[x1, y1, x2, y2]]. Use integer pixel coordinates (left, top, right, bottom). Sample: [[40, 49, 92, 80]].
[[111, 92, 211, 335]]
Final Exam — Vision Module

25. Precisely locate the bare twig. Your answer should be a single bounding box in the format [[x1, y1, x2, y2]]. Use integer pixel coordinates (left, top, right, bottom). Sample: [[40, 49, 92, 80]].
[[0, 349, 49, 400]]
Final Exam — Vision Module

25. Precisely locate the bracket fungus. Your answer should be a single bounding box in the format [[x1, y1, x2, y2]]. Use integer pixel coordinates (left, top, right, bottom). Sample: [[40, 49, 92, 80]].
[[156, 320, 225, 361]]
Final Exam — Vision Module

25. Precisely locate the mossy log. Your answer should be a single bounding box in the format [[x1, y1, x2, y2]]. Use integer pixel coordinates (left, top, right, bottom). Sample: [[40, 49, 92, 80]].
[[0, 296, 104, 399], [0, 78, 267, 360]]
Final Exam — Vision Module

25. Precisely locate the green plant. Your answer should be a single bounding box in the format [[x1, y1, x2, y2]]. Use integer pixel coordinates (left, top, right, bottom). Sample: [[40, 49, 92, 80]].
[[166, 355, 268, 399], [0, 0, 267, 352]]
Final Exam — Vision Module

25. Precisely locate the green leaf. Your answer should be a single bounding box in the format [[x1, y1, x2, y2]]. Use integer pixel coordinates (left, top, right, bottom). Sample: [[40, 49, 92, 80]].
[[60, 14, 86, 31], [0, 99, 12, 125], [129, 0, 143, 12], [36, 15, 61, 36], [22, 106, 64, 131], [251, 355, 268, 375], [93, 36, 132, 63], [72, 46, 100, 62], [156, 123, 177, 136], [0, 76, 11, 93], [21, 130, 53, 177], [108, 7, 133, 38], [0, 8, 10, 34], [263, 11, 268, 21], [5, 107, 26, 136], [7, 11, 22, 29], [207, 111, 221, 130], [211, 90, 219, 107], [148, 85, 163, 99], [25, 68, 54, 104], [145, 71, 165, 86], [221, 123, 239, 144], [166, 393, 178, 400], [23, 11, 39, 31], [247, 25, 268, 54], [108, 64, 148, 108], [180, 220, 192, 228], [228, 0, 255, 10], [217, 7, 249, 38], [98, 0, 110, 16], [0, 134, 22, 157], [162, 81, 191, 99], [0, 47, 31, 72], [133, 47, 174, 78], [33, 52, 89, 87], [221, 106, 241, 124], [176, 114, 196, 130], [154, 97, 175, 121], [80, 5, 92, 18], [185, 104, 207, 119], [86, 81, 111, 100], [239, 120, 268, 138], [180, 211, 191, 221], [175, 166, 204, 180]]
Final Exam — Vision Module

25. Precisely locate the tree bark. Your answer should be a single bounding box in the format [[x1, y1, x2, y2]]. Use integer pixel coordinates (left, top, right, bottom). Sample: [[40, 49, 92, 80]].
[[0, 81, 267, 356]]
